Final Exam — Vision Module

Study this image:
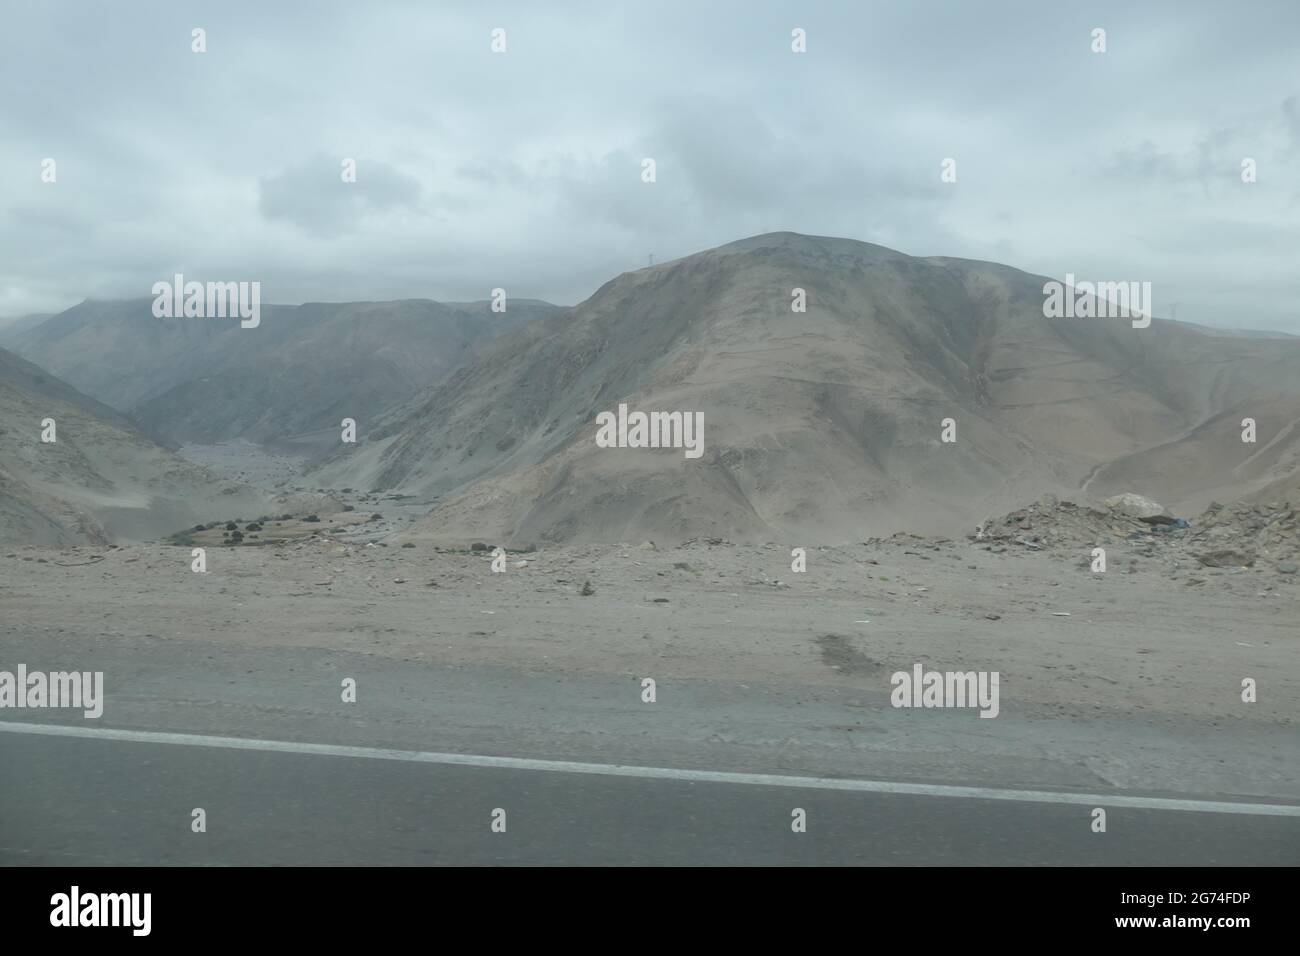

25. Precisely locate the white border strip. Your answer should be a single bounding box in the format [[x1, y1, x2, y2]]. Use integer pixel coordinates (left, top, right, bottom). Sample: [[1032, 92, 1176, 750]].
[[3, 720, 1298, 817]]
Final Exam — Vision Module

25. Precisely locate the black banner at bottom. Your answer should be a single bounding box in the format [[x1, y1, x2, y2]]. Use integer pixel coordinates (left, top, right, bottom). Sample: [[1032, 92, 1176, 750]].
[[0, 866, 1286, 942]]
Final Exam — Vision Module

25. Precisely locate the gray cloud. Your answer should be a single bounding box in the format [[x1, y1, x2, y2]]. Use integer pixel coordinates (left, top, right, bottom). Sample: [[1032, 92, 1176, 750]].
[[0, 0, 1296, 333], [258, 156, 423, 235]]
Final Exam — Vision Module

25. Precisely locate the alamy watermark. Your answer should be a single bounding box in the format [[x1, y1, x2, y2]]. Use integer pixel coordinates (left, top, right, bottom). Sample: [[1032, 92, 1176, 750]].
[[1042, 274, 1151, 329], [151, 273, 260, 328], [595, 402, 704, 459], [0, 665, 103, 718], [890, 663, 999, 718], [50, 886, 150, 936]]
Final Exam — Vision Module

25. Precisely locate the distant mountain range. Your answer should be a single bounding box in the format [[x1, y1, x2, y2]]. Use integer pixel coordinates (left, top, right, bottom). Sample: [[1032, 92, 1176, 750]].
[[10, 297, 556, 453], [7, 232, 1300, 546]]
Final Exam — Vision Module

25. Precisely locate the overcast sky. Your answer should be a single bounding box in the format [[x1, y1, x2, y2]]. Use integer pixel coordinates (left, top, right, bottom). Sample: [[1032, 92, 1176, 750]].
[[2, 0, 1297, 331]]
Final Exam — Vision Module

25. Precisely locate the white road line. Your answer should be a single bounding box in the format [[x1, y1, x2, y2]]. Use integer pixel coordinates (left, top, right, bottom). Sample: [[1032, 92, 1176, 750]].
[[3, 719, 1299, 817]]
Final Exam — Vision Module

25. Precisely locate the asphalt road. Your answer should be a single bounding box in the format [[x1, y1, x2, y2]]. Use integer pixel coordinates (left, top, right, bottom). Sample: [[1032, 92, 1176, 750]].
[[2, 724, 1298, 865], [2, 634, 1298, 865], [3, 633, 1298, 798]]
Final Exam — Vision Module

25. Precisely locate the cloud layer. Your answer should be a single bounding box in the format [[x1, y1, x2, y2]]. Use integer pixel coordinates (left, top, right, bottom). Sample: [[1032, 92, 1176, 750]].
[[2, 0, 1297, 331]]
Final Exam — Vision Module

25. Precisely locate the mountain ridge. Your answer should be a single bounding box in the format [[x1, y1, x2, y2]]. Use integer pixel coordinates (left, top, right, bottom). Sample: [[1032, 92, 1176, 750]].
[[11, 296, 559, 453], [308, 231, 1300, 544]]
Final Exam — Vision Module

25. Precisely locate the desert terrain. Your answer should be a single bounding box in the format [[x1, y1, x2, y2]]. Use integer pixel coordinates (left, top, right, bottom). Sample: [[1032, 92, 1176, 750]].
[[3, 487, 1297, 803], [2, 233, 1299, 866]]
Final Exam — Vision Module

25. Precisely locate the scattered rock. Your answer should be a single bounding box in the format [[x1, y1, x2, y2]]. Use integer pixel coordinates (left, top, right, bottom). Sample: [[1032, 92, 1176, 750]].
[[1196, 549, 1255, 568]]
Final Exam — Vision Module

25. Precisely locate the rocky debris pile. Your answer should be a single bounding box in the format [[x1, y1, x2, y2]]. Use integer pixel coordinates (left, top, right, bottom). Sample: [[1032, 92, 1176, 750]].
[[972, 492, 1300, 575], [1189, 499, 1298, 571], [972, 494, 1157, 551]]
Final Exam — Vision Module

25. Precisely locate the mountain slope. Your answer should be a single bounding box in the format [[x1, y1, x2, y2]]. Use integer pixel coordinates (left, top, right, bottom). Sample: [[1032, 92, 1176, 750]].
[[0, 347, 297, 545], [0, 312, 54, 344], [307, 232, 1300, 545], [11, 297, 556, 452]]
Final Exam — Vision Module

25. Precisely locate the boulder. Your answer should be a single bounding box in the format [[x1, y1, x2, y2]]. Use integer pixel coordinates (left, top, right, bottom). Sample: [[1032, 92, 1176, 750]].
[[1105, 493, 1174, 524]]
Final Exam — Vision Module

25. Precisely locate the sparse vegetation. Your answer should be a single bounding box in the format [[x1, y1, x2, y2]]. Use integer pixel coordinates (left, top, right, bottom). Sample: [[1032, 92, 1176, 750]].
[[580, 580, 595, 596]]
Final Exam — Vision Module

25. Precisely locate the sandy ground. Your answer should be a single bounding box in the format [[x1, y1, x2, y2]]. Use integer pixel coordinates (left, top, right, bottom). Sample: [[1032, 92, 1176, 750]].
[[178, 439, 308, 489], [7, 441, 1297, 800], [3, 534, 1295, 725]]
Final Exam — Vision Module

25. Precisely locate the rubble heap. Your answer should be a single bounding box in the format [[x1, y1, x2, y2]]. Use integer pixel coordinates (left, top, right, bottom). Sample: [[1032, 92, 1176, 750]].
[[973, 494, 1155, 551], [973, 493, 1299, 574], [1190, 499, 1299, 570]]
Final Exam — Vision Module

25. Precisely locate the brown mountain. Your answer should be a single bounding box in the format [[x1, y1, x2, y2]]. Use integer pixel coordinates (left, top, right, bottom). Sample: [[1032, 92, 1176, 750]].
[[0, 347, 299, 545], [11, 297, 556, 453], [295, 231, 1300, 544]]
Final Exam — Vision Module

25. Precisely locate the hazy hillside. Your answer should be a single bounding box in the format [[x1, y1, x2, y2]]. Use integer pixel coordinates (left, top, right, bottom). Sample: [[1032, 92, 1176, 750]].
[[0, 312, 54, 343], [308, 232, 1300, 545], [0, 347, 310, 545], [11, 297, 557, 452]]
